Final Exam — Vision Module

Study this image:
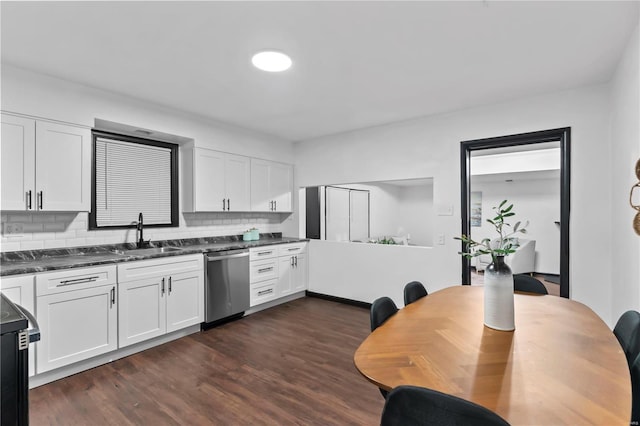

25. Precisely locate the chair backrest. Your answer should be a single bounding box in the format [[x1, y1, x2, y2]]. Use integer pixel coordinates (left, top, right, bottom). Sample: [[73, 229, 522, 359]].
[[370, 297, 399, 332], [614, 310, 640, 367], [513, 275, 548, 295], [380, 385, 510, 426], [404, 281, 428, 306]]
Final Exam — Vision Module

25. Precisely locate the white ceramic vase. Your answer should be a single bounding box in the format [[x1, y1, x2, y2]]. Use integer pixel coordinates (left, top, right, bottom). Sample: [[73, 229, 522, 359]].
[[483, 255, 515, 331]]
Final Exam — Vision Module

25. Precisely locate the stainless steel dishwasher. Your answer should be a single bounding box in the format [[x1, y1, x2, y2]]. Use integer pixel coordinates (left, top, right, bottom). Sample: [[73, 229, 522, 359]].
[[203, 249, 250, 328]]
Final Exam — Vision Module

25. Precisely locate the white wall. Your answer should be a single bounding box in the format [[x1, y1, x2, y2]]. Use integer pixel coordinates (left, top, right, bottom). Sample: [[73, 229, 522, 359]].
[[1, 65, 297, 251], [470, 178, 560, 274], [610, 22, 640, 323], [308, 240, 434, 307], [295, 84, 615, 322]]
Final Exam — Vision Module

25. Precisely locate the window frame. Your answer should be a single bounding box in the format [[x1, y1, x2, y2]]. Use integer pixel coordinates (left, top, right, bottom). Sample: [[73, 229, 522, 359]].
[[89, 130, 179, 230]]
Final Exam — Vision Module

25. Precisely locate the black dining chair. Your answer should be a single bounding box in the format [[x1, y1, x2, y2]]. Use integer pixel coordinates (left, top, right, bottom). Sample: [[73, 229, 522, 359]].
[[370, 296, 399, 399], [614, 310, 640, 367], [380, 385, 510, 426], [513, 275, 548, 295], [404, 281, 428, 306], [370, 297, 399, 332]]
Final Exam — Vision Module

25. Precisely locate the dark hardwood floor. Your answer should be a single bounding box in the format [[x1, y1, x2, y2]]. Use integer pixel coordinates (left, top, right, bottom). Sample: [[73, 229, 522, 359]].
[[29, 297, 384, 425]]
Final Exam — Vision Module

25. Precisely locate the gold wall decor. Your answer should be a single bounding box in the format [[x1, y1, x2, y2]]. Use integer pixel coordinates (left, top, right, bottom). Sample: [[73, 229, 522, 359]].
[[632, 158, 640, 235]]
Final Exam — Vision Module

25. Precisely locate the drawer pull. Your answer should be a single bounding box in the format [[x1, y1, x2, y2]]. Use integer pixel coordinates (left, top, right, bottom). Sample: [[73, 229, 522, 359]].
[[258, 288, 274, 296], [258, 267, 273, 273], [59, 276, 99, 286], [257, 251, 273, 256], [287, 247, 298, 251]]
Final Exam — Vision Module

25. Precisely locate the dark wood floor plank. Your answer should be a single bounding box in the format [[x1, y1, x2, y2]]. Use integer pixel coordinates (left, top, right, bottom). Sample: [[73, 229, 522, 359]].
[[29, 297, 383, 425]]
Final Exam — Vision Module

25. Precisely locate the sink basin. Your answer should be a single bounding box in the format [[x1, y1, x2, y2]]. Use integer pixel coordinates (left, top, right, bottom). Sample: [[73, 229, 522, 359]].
[[113, 247, 184, 256]]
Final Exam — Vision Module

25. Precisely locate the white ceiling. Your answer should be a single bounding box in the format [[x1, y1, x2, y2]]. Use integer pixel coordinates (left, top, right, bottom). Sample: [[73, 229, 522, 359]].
[[1, 1, 638, 142]]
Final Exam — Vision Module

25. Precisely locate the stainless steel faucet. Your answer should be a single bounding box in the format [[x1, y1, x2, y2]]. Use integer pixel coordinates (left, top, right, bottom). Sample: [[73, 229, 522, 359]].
[[136, 212, 145, 248]]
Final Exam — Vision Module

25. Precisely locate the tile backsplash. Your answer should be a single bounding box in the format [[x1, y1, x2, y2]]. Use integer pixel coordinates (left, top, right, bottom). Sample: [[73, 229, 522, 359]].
[[1, 211, 287, 252]]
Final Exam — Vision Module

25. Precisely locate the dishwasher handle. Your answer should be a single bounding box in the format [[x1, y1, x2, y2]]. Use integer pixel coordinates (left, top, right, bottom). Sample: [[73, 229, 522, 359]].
[[14, 303, 40, 343], [206, 249, 249, 261]]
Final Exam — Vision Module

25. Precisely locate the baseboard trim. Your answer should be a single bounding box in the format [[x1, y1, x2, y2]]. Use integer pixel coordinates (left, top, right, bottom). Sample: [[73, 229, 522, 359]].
[[305, 291, 371, 309]]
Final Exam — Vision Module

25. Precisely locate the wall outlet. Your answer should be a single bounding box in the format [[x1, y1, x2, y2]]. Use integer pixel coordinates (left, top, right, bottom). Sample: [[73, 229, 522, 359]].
[[4, 222, 24, 235], [437, 234, 445, 245]]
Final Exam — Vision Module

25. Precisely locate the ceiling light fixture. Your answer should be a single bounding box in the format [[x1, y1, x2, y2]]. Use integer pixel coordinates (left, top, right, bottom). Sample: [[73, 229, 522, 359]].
[[251, 50, 292, 72]]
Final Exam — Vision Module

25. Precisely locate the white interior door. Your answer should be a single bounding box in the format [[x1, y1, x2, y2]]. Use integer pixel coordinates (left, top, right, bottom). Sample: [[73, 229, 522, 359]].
[[350, 190, 370, 241], [325, 187, 350, 241]]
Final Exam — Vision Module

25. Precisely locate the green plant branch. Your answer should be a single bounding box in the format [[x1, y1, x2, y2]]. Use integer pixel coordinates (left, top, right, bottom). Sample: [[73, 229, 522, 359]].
[[455, 199, 528, 261]]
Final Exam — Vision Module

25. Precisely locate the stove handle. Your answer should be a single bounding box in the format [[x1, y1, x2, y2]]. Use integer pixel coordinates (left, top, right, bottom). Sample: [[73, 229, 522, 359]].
[[14, 303, 41, 343]]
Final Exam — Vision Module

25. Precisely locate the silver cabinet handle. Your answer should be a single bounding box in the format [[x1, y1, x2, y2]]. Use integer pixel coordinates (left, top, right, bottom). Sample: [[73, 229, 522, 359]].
[[227, 198, 230, 210], [258, 267, 273, 273], [258, 288, 274, 296], [161, 277, 165, 296], [257, 251, 273, 256], [274, 200, 277, 211], [168, 276, 172, 294], [110, 286, 116, 308], [290, 256, 294, 267], [26, 190, 32, 210], [287, 248, 298, 251], [294, 255, 298, 267], [59, 276, 99, 286], [38, 191, 43, 210]]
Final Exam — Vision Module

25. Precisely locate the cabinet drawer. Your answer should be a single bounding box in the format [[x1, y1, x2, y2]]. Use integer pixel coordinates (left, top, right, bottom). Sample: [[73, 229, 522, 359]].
[[278, 243, 307, 256], [117, 254, 203, 283], [35, 265, 117, 296], [250, 280, 278, 307], [250, 259, 278, 283], [250, 246, 278, 261]]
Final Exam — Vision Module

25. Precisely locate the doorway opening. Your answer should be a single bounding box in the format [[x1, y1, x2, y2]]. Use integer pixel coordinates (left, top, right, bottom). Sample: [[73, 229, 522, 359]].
[[460, 128, 571, 298]]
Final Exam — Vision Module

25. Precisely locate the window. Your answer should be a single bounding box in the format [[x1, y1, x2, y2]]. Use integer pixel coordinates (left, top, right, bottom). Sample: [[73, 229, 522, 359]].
[[89, 131, 178, 229]]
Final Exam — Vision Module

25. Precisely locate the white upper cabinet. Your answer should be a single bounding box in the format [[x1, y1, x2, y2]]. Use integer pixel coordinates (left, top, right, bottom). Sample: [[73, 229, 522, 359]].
[[250, 159, 293, 212], [1, 113, 91, 211], [1, 114, 36, 210], [182, 146, 250, 212]]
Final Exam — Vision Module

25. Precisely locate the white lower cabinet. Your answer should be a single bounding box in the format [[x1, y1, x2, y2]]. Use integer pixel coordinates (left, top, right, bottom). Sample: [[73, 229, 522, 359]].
[[35, 265, 118, 374], [249, 243, 308, 307], [117, 254, 204, 348], [1, 274, 36, 376], [278, 243, 308, 297]]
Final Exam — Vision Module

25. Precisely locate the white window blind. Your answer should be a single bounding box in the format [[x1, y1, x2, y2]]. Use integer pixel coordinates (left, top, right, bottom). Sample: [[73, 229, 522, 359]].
[[95, 137, 173, 227]]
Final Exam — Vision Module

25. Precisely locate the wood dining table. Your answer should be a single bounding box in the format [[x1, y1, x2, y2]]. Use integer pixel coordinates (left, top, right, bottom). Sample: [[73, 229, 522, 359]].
[[354, 286, 631, 425]]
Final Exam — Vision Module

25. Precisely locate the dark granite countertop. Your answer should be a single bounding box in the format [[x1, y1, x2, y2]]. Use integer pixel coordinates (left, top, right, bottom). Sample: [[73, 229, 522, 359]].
[[0, 233, 308, 277]]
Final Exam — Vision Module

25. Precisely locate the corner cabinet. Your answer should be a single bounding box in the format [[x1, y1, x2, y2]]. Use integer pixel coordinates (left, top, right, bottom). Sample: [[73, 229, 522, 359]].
[[182, 146, 251, 212], [250, 159, 293, 212], [117, 254, 204, 348], [0, 113, 91, 211]]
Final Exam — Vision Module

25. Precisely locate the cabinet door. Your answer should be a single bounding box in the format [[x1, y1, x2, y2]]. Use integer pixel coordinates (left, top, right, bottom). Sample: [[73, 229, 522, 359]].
[[118, 277, 166, 348], [35, 121, 91, 211], [1, 275, 36, 376], [278, 256, 294, 296], [224, 154, 251, 211], [292, 253, 308, 292], [1, 114, 35, 210], [250, 159, 271, 211], [270, 162, 292, 212], [166, 269, 203, 333], [194, 149, 226, 211], [36, 285, 117, 373]]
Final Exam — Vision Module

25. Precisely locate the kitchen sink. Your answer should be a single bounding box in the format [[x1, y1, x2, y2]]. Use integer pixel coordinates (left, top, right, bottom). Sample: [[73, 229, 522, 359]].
[[113, 246, 184, 256]]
